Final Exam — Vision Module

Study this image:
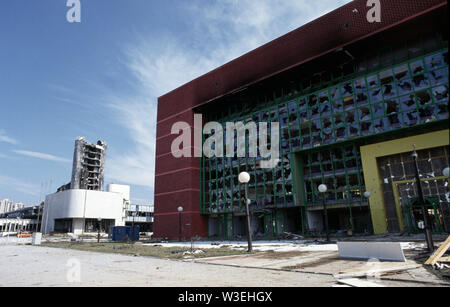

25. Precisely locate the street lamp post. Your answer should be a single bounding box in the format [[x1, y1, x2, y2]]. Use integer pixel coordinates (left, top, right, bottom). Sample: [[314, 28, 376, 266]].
[[178, 206, 183, 242], [239, 172, 253, 253], [412, 146, 434, 252], [97, 217, 102, 243], [318, 184, 330, 242]]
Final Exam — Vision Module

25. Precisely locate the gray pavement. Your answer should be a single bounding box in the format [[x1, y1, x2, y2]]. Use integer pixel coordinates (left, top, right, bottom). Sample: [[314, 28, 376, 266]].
[[0, 244, 337, 287]]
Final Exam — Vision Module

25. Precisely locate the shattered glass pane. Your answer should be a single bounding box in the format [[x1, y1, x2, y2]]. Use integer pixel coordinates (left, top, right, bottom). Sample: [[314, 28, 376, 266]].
[[437, 103, 449, 119], [308, 94, 318, 107], [404, 111, 419, 126], [430, 68, 448, 86], [330, 87, 340, 100], [425, 52, 444, 70], [367, 74, 379, 88], [336, 127, 346, 140], [380, 69, 394, 85], [372, 103, 385, 117], [399, 94, 416, 111], [416, 90, 432, 106], [359, 106, 371, 121], [309, 106, 319, 118], [298, 98, 307, 109], [386, 99, 399, 114], [394, 64, 409, 80], [397, 79, 413, 95], [419, 106, 436, 123], [369, 88, 383, 103], [333, 99, 343, 111], [388, 113, 402, 129], [343, 97, 354, 110], [356, 92, 368, 105], [348, 123, 358, 137], [432, 85, 449, 102], [334, 114, 344, 126], [383, 81, 396, 97], [341, 82, 353, 98], [354, 78, 366, 91], [360, 120, 373, 135], [373, 118, 386, 133], [413, 74, 430, 91], [410, 59, 425, 75]]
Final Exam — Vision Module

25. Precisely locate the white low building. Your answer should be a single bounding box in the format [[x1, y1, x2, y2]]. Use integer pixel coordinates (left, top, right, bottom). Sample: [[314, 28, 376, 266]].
[[42, 186, 129, 235]]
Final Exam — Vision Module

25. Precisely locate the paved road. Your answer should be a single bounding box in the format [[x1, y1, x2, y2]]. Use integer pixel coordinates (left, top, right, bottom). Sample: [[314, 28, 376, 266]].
[[0, 244, 337, 287]]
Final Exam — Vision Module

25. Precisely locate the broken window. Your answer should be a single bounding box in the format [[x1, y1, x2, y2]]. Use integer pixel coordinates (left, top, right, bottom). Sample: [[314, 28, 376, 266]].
[[432, 85, 449, 102], [343, 97, 354, 110], [373, 118, 386, 133], [404, 111, 419, 126], [330, 87, 340, 100], [369, 88, 383, 103], [360, 120, 373, 135], [386, 99, 399, 115], [413, 74, 430, 91], [416, 90, 432, 106], [397, 79, 413, 95], [372, 103, 385, 117], [425, 52, 445, 70], [336, 127, 346, 140], [410, 59, 425, 75], [359, 106, 371, 121], [380, 69, 394, 85], [333, 99, 343, 111], [383, 83, 396, 99], [419, 106, 435, 123], [367, 74, 379, 88], [430, 68, 448, 86], [399, 94, 416, 111], [388, 113, 402, 129], [394, 64, 409, 80]]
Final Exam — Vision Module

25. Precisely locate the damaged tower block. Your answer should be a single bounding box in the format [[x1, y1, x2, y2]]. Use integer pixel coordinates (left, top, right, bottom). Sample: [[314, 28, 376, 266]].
[[71, 137, 107, 191]]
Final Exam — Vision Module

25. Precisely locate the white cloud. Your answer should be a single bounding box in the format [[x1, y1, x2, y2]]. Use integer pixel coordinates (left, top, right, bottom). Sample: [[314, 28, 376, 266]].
[[0, 175, 40, 197], [13, 150, 71, 163], [105, 1, 351, 191], [0, 130, 18, 145]]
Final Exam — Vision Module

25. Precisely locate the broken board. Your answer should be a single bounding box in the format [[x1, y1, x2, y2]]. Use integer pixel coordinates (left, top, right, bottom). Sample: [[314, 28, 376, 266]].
[[337, 241, 406, 262], [425, 236, 450, 266]]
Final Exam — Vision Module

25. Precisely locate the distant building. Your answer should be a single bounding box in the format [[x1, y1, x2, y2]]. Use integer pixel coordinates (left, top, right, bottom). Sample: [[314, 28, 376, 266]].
[[71, 137, 107, 191], [42, 137, 130, 235], [125, 204, 154, 232], [0, 199, 25, 214]]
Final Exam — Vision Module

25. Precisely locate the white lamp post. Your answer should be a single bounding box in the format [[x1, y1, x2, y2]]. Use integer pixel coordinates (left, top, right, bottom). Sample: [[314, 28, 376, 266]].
[[178, 206, 183, 241], [239, 172, 253, 252], [318, 184, 330, 242]]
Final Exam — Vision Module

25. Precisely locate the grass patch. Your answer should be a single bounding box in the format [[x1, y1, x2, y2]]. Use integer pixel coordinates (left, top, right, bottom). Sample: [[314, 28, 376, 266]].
[[41, 242, 250, 259]]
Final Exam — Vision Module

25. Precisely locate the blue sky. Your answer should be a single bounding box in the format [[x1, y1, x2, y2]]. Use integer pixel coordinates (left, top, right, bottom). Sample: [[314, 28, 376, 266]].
[[0, 0, 351, 206]]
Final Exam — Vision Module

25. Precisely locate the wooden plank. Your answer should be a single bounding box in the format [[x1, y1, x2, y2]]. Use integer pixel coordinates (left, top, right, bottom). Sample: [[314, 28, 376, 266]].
[[425, 236, 450, 266]]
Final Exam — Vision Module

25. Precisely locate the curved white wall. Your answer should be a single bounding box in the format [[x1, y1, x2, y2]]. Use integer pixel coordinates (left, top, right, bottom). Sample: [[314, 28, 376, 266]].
[[42, 189, 125, 234]]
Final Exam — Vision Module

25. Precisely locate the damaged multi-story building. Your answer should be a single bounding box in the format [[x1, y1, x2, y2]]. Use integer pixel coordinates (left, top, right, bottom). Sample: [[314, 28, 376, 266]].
[[154, 0, 450, 240], [71, 137, 107, 191], [43, 137, 128, 235]]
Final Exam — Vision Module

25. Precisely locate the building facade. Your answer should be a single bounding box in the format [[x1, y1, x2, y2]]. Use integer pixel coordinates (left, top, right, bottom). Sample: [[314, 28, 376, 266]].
[[70, 137, 107, 191], [154, 0, 449, 240]]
